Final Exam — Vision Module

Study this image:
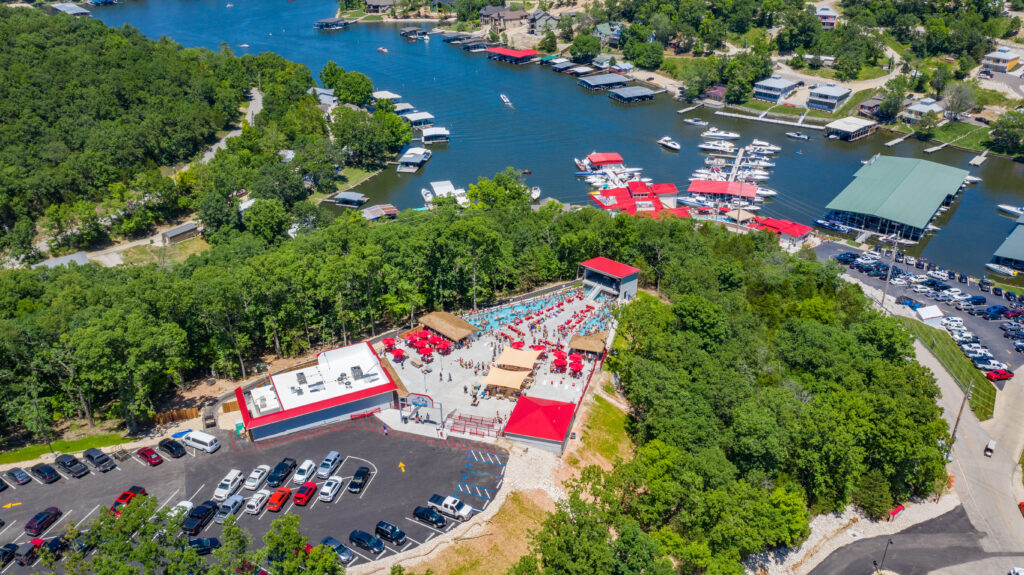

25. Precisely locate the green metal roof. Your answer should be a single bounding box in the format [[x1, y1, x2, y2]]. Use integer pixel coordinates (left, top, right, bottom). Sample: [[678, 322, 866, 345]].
[[995, 224, 1024, 262], [825, 156, 968, 230]]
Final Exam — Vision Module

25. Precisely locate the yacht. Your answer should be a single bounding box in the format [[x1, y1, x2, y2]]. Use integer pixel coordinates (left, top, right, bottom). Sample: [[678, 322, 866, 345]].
[[998, 205, 1024, 217], [743, 159, 775, 168], [755, 186, 778, 197], [530, 187, 542, 200], [745, 145, 778, 156], [697, 140, 736, 152], [750, 139, 781, 152], [965, 175, 982, 184], [986, 263, 1019, 276], [701, 127, 741, 140], [500, 94, 512, 106], [421, 187, 434, 203], [786, 132, 809, 140], [683, 117, 709, 127], [657, 136, 681, 151]]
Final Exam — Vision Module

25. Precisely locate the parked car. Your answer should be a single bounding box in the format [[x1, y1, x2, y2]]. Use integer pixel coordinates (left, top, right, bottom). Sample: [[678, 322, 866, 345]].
[[6, 468, 30, 485], [245, 465, 271, 491], [246, 490, 271, 515], [170, 501, 194, 522], [1005, 329, 1024, 339], [25, 508, 62, 536], [994, 287, 1004, 297], [188, 538, 222, 556], [215, 495, 245, 524], [890, 278, 908, 286], [158, 438, 186, 458], [293, 460, 316, 485], [319, 476, 344, 502], [111, 486, 147, 517], [136, 447, 163, 467], [82, 448, 116, 472], [294, 482, 317, 506], [213, 469, 243, 502], [266, 458, 297, 487], [54, 454, 89, 478], [348, 530, 384, 554], [316, 451, 342, 480], [44, 535, 69, 560], [182, 501, 217, 536], [968, 295, 987, 306], [348, 467, 371, 494], [0, 543, 18, 566], [14, 540, 41, 566], [318, 536, 355, 564], [31, 464, 60, 484], [375, 521, 406, 546], [956, 302, 974, 311], [413, 505, 446, 528], [987, 369, 1014, 381], [267, 487, 291, 512]]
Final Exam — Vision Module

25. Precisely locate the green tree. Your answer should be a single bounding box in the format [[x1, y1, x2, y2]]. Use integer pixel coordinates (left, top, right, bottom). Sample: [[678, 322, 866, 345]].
[[538, 29, 558, 52], [336, 71, 374, 107], [319, 61, 347, 92], [943, 81, 976, 121], [244, 199, 291, 244], [569, 33, 601, 62], [853, 468, 894, 520], [251, 161, 309, 208], [630, 41, 665, 70], [991, 110, 1024, 153]]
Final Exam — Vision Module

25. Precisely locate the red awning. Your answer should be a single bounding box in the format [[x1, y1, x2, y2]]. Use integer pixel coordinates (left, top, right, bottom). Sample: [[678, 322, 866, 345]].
[[753, 217, 813, 238], [503, 396, 576, 442], [486, 47, 540, 59], [686, 179, 758, 199], [587, 152, 624, 167], [651, 183, 679, 195], [579, 256, 640, 279]]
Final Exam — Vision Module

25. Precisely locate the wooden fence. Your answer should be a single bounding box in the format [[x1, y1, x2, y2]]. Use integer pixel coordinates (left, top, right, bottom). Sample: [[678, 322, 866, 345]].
[[149, 408, 199, 425]]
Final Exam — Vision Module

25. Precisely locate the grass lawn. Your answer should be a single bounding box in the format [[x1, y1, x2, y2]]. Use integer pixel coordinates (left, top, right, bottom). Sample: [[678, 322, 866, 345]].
[[577, 395, 631, 463], [122, 236, 210, 265], [929, 121, 991, 152], [0, 433, 127, 465], [882, 33, 913, 60], [897, 317, 997, 420], [795, 64, 887, 81], [340, 8, 365, 18], [361, 14, 383, 21], [727, 28, 768, 50], [976, 87, 1024, 109], [836, 89, 875, 116], [659, 55, 707, 81]]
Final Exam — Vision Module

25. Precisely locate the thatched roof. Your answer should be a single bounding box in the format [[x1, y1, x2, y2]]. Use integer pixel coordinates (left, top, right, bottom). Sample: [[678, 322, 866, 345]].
[[418, 311, 479, 342], [568, 331, 608, 354]]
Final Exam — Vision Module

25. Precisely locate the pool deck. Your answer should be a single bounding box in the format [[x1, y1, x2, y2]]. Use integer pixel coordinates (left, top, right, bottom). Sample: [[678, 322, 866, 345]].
[[386, 287, 615, 425]]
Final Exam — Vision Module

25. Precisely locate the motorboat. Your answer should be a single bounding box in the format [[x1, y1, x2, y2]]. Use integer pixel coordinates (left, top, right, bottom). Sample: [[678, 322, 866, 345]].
[[750, 139, 781, 152], [501, 94, 512, 106], [698, 140, 735, 152], [239, 43, 250, 48], [530, 186, 541, 200], [683, 117, 709, 127], [986, 263, 1019, 276], [786, 132, 809, 140], [378, 47, 388, 53], [965, 175, 982, 184], [678, 196, 712, 208], [755, 186, 778, 197], [701, 127, 741, 140], [814, 219, 850, 233], [998, 205, 1024, 217], [880, 235, 917, 246], [657, 136, 681, 151], [421, 187, 434, 203], [743, 159, 775, 168], [745, 145, 778, 155]]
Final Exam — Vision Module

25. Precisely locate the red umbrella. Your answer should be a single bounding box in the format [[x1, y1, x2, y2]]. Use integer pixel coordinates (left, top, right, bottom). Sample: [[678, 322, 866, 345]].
[[390, 348, 405, 358], [510, 341, 525, 349], [569, 353, 583, 362], [553, 349, 567, 358], [413, 339, 429, 348], [437, 340, 452, 348], [428, 335, 444, 345], [530, 344, 546, 351], [553, 358, 567, 367], [418, 346, 433, 355], [569, 361, 583, 371], [416, 330, 431, 339], [382, 337, 396, 347]]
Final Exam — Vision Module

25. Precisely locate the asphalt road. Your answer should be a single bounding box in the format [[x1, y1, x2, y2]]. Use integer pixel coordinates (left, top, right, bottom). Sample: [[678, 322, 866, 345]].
[[0, 417, 507, 572]]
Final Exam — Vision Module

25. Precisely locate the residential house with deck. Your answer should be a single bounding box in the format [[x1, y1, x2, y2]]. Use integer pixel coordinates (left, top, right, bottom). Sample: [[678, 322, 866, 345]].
[[752, 75, 799, 103], [528, 10, 559, 35], [807, 83, 851, 112], [815, 6, 838, 29], [901, 97, 945, 123], [982, 47, 1020, 73]]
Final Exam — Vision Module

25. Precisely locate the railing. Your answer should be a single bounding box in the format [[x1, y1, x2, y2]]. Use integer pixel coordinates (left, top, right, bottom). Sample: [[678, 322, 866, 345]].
[[350, 407, 382, 420], [446, 412, 501, 438]]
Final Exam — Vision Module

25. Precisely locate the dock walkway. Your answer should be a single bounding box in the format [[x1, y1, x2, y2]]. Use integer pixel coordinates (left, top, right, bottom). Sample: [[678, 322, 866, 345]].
[[714, 111, 825, 130], [676, 104, 702, 115], [727, 149, 746, 182], [885, 132, 912, 147], [969, 150, 989, 166]]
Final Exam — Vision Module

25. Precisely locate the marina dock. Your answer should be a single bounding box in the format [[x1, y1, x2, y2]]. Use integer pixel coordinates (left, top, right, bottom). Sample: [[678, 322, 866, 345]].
[[969, 150, 989, 166], [713, 111, 825, 130], [677, 104, 702, 114], [924, 143, 948, 153], [884, 132, 912, 147]]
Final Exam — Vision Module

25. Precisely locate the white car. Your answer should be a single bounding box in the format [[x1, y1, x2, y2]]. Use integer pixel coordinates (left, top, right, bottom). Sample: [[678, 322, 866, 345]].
[[170, 500, 194, 521], [978, 360, 1008, 371], [913, 285, 931, 294], [213, 469, 243, 502], [293, 459, 316, 485], [941, 316, 964, 327], [245, 465, 271, 491], [928, 270, 950, 280], [890, 278, 907, 286], [945, 288, 962, 297], [246, 489, 271, 515], [319, 476, 344, 502]]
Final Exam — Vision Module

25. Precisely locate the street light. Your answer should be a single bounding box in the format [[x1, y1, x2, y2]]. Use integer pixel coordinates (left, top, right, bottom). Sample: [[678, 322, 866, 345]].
[[873, 538, 894, 573]]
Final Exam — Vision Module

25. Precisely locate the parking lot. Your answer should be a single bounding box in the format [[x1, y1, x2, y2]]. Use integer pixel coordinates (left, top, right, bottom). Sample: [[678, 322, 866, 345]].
[[0, 416, 507, 571], [816, 243, 1024, 384]]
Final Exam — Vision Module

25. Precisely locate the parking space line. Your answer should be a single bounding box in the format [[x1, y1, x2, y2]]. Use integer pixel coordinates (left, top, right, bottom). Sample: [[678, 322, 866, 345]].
[[41, 508, 72, 538], [462, 470, 503, 478], [187, 483, 207, 502], [157, 489, 180, 512], [6, 481, 14, 490], [346, 547, 374, 563], [404, 536, 422, 545], [404, 518, 445, 535], [30, 474, 45, 485], [258, 506, 270, 520], [78, 504, 101, 526], [0, 523, 12, 538], [283, 501, 295, 515], [425, 533, 434, 542], [1, 560, 13, 573]]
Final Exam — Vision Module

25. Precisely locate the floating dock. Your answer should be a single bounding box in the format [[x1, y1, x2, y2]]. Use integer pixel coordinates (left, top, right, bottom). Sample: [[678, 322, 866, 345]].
[[969, 150, 989, 166], [676, 104, 702, 114], [884, 133, 912, 147], [924, 143, 947, 153], [714, 111, 825, 130]]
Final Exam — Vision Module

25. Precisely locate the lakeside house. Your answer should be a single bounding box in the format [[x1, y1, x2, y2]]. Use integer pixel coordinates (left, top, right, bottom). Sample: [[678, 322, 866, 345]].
[[859, 96, 883, 118], [982, 47, 1021, 73], [752, 75, 799, 103], [748, 217, 813, 249], [595, 22, 627, 48], [307, 87, 338, 106], [361, 204, 399, 222], [480, 6, 528, 30], [807, 83, 852, 112], [528, 10, 559, 35], [702, 84, 727, 102], [50, 3, 91, 17], [365, 0, 394, 14], [815, 6, 838, 29], [902, 97, 945, 123]]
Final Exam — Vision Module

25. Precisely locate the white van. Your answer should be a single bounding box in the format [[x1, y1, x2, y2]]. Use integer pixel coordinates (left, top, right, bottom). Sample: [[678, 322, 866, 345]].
[[213, 469, 243, 501], [182, 431, 220, 453]]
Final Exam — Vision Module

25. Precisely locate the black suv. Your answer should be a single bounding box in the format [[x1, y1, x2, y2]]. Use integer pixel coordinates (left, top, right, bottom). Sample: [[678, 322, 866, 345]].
[[44, 536, 69, 560], [14, 541, 39, 566], [158, 438, 186, 458], [55, 454, 89, 478], [375, 521, 406, 545], [182, 501, 217, 536], [413, 505, 446, 528], [266, 458, 297, 488], [82, 448, 116, 472], [0, 543, 17, 566], [30, 464, 60, 484], [347, 467, 370, 493]]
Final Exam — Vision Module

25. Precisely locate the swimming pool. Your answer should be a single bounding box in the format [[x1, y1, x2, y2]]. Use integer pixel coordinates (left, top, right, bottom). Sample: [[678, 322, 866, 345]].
[[466, 291, 579, 332]]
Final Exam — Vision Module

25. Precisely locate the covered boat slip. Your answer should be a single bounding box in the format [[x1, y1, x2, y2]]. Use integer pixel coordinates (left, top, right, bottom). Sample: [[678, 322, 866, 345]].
[[392, 102, 416, 115], [399, 26, 428, 39], [372, 90, 402, 102], [327, 190, 369, 207], [578, 73, 629, 91], [608, 86, 656, 103], [396, 147, 431, 173], [421, 126, 450, 145], [313, 17, 349, 30], [551, 61, 576, 72], [404, 111, 435, 128], [486, 47, 540, 64], [824, 156, 969, 241]]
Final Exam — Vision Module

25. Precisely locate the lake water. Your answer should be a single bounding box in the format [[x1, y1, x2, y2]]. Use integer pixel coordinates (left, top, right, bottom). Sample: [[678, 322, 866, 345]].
[[93, 0, 1024, 276]]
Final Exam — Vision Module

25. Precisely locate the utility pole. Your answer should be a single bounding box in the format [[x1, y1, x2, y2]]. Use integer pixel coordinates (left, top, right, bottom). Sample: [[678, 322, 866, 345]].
[[878, 237, 900, 316], [873, 538, 895, 573], [946, 378, 973, 460]]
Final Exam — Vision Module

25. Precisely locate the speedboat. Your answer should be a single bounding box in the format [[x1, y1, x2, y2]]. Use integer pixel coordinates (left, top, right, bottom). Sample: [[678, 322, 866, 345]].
[[239, 43, 250, 48], [965, 175, 982, 184], [814, 219, 850, 233], [530, 186, 541, 200], [683, 117, 709, 127], [743, 159, 775, 168], [786, 132, 809, 140], [986, 263, 1019, 276], [500, 94, 512, 106], [745, 145, 778, 155], [998, 205, 1024, 217], [657, 136, 681, 151], [678, 196, 712, 208], [750, 139, 781, 152], [755, 186, 778, 197], [701, 127, 741, 140], [378, 47, 388, 53], [698, 140, 735, 152], [421, 187, 434, 203]]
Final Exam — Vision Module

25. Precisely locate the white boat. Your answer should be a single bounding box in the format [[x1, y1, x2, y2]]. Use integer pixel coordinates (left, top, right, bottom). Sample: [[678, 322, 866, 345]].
[[530, 186, 541, 200], [698, 140, 735, 152], [239, 43, 250, 48], [743, 159, 775, 168], [678, 196, 711, 208], [880, 235, 917, 246], [998, 205, 1024, 217], [986, 263, 1019, 276], [701, 127, 741, 140], [421, 187, 434, 203], [755, 186, 778, 197], [965, 175, 982, 184], [500, 94, 512, 106], [378, 47, 388, 53], [745, 145, 778, 156], [657, 136, 681, 151], [786, 132, 809, 140], [750, 139, 781, 151], [683, 118, 709, 127]]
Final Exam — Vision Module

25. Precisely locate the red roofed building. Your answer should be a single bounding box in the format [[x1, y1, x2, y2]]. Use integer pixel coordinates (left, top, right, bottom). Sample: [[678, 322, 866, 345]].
[[502, 396, 577, 453], [234, 342, 399, 440], [586, 152, 624, 167], [580, 256, 640, 301], [687, 179, 758, 199], [486, 47, 539, 64], [590, 181, 688, 220], [749, 217, 814, 248]]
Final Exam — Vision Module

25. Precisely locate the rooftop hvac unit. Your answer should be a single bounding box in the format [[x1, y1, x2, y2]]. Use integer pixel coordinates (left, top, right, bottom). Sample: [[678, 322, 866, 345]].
[[296, 372, 307, 386], [351, 365, 364, 380]]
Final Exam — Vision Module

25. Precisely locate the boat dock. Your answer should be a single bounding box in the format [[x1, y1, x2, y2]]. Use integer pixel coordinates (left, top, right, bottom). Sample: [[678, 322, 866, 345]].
[[677, 104, 702, 114], [727, 149, 746, 181], [713, 111, 825, 130], [969, 150, 989, 166], [884, 132, 912, 147], [924, 143, 948, 153]]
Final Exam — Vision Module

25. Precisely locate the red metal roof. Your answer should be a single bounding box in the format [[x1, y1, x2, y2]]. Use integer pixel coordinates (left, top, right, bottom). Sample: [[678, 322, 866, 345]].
[[587, 152, 624, 166], [580, 256, 640, 278], [686, 180, 758, 199], [235, 342, 398, 430], [752, 217, 813, 238], [503, 396, 576, 442], [486, 47, 539, 58], [651, 183, 679, 195]]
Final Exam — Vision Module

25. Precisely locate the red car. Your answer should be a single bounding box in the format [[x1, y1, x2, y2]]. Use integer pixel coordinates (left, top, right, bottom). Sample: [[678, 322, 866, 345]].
[[293, 482, 317, 506], [111, 487, 146, 517], [136, 447, 163, 466], [267, 487, 290, 512], [986, 369, 1014, 381]]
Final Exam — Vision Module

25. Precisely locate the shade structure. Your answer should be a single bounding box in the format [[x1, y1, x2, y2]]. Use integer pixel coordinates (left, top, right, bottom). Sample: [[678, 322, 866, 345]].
[[414, 339, 429, 348], [416, 330, 431, 339], [569, 361, 584, 371], [568, 353, 583, 362], [511, 341, 525, 350], [390, 348, 405, 358], [382, 337, 395, 347], [428, 335, 444, 345], [553, 350, 567, 359], [553, 358, 567, 367], [437, 340, 452, 348], [418, 346, 433, 355]]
